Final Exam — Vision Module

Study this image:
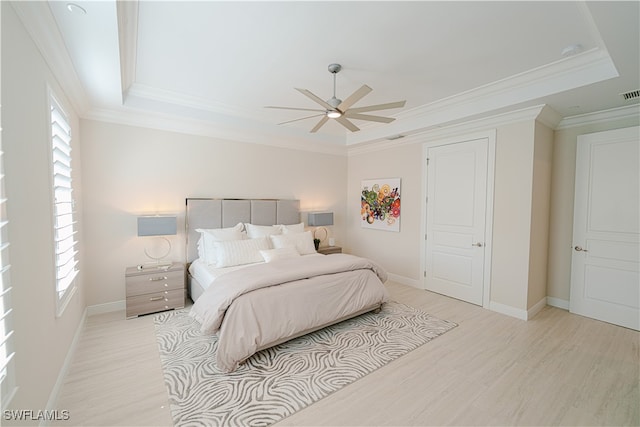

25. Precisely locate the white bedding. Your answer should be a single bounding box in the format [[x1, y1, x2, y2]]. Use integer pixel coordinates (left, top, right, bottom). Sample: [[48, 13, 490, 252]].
[[189, 253, 324, 293], [190, 254, 389, 372]]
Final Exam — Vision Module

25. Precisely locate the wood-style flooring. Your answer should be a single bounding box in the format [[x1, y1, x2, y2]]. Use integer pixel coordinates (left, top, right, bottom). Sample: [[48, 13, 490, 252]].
[[53, 281, 639, 426]]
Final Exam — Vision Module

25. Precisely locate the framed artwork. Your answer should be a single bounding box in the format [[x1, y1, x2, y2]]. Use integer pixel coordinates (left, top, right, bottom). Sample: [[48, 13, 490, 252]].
[[360, 178, 401, 232]]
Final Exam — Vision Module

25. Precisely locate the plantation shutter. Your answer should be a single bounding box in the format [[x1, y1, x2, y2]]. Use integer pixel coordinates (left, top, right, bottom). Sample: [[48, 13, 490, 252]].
[[51, 95, 78, 311]]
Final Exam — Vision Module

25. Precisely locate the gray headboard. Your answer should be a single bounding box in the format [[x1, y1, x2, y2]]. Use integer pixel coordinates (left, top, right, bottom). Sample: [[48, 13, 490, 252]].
[[185, 198, 300, 264]]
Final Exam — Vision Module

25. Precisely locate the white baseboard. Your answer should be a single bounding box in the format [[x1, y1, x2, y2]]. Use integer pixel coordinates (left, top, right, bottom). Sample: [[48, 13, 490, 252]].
[[87, 300, 126, 316], [387, 273, 422, 289], [527, 297, 547, 320], [489, 301, 528, 320], [43, 307, 88, 426], [546, 296, 570, 310]]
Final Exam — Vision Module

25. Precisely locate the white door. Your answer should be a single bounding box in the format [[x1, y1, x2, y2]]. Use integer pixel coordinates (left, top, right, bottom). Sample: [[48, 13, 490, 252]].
[[425, 138, 489, 306], [570, 126, 640, 331]]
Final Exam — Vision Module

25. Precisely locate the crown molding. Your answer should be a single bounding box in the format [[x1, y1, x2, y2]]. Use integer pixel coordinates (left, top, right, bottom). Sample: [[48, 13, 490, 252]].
[[557, 104, 640, 129], [10, 1, 89, 115], [116, 0, 138, 97], [83, 107, 348, 157], [347, 104, 558, 156], [346, 47, 618, 146]]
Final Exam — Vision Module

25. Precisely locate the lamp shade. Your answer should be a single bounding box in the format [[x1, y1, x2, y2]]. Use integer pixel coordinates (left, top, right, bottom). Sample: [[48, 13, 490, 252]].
[[137, 216, 177, 237], [307, 212, 333, 227]]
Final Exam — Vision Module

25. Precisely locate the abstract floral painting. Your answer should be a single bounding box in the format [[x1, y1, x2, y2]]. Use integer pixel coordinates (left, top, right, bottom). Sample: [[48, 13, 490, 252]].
[[361, 178, 401, 232]]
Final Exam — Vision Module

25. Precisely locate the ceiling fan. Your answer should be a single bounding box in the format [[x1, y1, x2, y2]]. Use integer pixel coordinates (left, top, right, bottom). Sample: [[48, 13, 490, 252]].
[[266, 63, 406, 133]]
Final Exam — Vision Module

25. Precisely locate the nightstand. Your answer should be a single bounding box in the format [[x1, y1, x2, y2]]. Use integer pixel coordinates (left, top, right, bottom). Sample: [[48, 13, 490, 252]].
[[317, 246, 342, 255], [125, 262, 185, 318]]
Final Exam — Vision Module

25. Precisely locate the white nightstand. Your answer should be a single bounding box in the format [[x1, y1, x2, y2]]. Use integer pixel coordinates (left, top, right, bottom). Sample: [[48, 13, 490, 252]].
[[317, 246, 342, 255], [125, 262, 185, 318]]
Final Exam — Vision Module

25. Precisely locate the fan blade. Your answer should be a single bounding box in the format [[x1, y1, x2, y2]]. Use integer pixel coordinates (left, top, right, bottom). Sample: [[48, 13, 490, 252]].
[[310, 116, 329, 133], [278, 114, 325, 125], [343, 113, 396, 123], [346, 100, 406, 114], [295, 88, 334, 110], [266, 106, 325, 112], [338, 85, 372, 111], [335, 116, 360, 132]]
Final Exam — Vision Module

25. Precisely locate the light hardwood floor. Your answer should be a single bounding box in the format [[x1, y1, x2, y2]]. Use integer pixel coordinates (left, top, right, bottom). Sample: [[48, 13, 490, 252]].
[[53, 282, 639, 426]]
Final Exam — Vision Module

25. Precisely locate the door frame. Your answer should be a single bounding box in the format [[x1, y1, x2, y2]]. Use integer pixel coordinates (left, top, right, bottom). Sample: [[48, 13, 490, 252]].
[[420, 130, 496, 308]]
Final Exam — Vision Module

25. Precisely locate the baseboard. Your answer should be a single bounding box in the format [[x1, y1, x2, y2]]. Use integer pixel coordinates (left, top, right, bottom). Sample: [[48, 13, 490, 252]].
[[489, 301, 528, 320], [546, 296, 570, 310], [87, 300, 126, 316], [43, 307, 88, 426], [527, 297, 547, 320], [387, 273, 422, 289]]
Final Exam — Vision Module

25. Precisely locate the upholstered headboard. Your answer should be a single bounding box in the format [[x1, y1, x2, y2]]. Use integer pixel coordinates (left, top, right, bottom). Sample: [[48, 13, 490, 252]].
[[185, 198, 300, 264]]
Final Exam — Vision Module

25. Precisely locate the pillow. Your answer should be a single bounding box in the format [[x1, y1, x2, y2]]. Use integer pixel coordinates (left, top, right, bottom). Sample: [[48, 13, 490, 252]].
[[214, 237, 270, 268], [279, 222, 305, 234], [260, 247, 300, 263], [270, 231, 316, 255], [245, 223, 282, 239], [196, 223, 245, 265]]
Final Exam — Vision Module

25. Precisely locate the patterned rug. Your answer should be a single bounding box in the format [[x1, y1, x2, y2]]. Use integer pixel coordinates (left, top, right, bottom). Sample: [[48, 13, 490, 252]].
[[154, 301, 457, 427]]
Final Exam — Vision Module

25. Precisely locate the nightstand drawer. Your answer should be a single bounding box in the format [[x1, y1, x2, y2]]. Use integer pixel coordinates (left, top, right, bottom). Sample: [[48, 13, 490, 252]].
[[318, 246, 342, 255], [126, 289, 185, 318], [126, 270, 184, 297]]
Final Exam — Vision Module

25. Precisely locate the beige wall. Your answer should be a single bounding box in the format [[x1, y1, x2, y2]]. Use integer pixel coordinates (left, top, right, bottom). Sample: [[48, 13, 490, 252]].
[[526, 121, 554, 310], [1, 3, 86, 414], [347, 119, 559, 314], [80, 120, 348, 306], [346, 143, 423, 282], [547, 116, 640, 303]]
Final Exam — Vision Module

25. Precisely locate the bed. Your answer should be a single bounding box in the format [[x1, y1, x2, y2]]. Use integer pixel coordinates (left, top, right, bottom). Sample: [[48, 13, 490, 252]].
[[185, 198, 390, 372]]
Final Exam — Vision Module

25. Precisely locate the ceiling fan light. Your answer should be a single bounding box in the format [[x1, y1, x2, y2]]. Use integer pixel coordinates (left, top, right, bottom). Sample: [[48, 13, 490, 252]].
[[327, 110, 341, 119]]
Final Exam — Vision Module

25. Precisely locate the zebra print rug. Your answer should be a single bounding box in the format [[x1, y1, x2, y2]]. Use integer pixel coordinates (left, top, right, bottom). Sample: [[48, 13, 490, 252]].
[[154, 301, 456, 427]]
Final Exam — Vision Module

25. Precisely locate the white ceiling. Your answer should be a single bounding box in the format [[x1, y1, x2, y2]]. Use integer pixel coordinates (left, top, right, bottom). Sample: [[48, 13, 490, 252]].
[[35, 1, 640, 151]]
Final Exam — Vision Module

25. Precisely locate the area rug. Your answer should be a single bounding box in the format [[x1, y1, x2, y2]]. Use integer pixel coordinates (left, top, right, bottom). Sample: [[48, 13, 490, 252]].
[[154, 301, 457, 427]]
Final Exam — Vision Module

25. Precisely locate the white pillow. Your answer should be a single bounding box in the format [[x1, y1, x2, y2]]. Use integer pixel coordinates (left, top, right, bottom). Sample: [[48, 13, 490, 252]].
[[260, 247, 300, 263], [270, 231, 316, 255], [196, 223, 245, 265], [279, 222, 305, 234], [214, 237, 271, 268], [245, 223, 282, 238]]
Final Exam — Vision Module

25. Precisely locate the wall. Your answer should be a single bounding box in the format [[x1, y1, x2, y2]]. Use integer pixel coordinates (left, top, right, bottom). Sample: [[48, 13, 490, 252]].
[[546, 115, 640, 305], [347, 118, 556, 315], [80, 120, 348, 307], [1, 3, 86, 417], [346, 143, 423, 284], [527, 121, 554, 310]]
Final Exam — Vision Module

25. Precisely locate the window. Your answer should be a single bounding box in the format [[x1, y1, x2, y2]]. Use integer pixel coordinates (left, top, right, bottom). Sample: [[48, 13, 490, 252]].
[[0, 102, 16, 409], [50, 94, 78, 315]]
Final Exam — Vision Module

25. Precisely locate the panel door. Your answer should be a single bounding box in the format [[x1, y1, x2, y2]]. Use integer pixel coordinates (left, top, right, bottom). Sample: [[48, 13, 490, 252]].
[[570, 126, 640, 330], [425, 138, 489, 306]]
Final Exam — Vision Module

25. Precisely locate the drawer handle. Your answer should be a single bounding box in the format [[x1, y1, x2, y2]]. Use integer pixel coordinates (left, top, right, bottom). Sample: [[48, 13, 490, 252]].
[[149, 296, 168, 302], [149, 276, 168, 281]]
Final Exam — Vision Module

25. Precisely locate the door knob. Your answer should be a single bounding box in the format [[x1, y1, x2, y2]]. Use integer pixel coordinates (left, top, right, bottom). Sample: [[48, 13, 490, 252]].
[[472, 242, 483, 247], [574, 245, 588, 252]]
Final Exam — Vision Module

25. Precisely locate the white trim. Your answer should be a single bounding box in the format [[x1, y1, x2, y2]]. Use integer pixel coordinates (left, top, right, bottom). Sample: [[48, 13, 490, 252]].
[[546, 296, 570, 311], [43, 308, 87, 426], [556, 104, 640, 129], [346, 47, 617, 146], [386, 273, 421, 290], [87, 300, 126, 316], [84, 108, 348, 157], [420, 130, 496, 308], [348, 105, 557, 157], [527, 297, 548, 320], [9, 2, 89, 115], [489, 301, 528, 321]]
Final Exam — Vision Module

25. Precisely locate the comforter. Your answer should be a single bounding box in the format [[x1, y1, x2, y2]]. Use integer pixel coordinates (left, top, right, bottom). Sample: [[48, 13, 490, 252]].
[[190, 253, 389, 372]]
